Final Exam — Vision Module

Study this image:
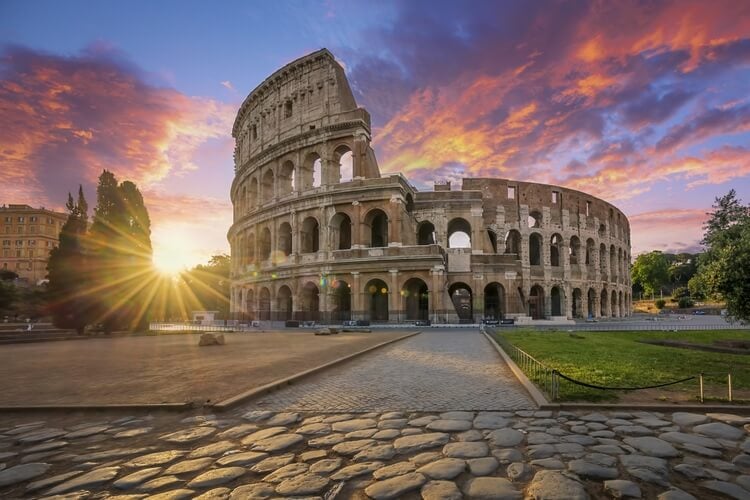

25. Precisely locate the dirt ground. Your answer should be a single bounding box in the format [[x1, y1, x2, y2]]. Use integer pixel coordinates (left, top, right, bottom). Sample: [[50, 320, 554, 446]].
[[0, 330, 413, 406]]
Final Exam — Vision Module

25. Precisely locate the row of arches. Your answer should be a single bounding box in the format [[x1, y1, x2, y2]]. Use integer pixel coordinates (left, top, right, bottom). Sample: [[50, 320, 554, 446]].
[[236, 146, 354, 215], [526, 208, 629, 245]]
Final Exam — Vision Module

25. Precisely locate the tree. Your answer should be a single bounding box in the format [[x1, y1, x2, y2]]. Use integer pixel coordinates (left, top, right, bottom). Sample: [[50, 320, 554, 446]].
[[47, 188, 91, 334], [183, 254, 231, 318], [0, 280, 18, 313], [694, 190, 750, 322], [631, 251, 669, 297]]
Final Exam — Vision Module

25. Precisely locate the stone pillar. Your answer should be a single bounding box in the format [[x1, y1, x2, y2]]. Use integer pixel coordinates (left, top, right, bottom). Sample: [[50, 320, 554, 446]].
[[471, 207, 483, 254], [351, 272, 362, 320], [543, 285, 552, 319], [352, 201, 362, 248], [291, 211, 299, 258], [388, 270, 399, 323], [388, 198, 402, 246], [564, 285, 573, 319], [581, 290, 589, 319], [353, 135, 367, 179]]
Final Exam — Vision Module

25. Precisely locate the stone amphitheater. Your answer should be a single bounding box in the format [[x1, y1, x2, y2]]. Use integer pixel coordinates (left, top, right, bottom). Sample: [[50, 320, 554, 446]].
[[228, 49, 631, 324]]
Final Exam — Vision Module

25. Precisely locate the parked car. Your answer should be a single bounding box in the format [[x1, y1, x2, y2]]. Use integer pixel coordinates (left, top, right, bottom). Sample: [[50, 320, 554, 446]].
[[693, 310, 706, 315]]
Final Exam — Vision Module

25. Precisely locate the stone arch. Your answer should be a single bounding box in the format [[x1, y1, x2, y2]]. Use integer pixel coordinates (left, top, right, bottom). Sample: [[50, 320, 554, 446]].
[[611, 290, 618, 317], [484, 282, 506, 320], [278, 222, 292, 257], [405, 193, 415, 213], [610, 244, 617, 280], [529, 285, 545, 319], [488, 229, 499, 253], [246, 232, 256, 267], [301, 216, 320, 253], [402, 278, 429, 321], [259, 287, 271, 321], [333, 144, 353, 183], [364, 208, 388, 248], [586, 238, 595, 267], [505, 230, 521, 255], [572, 288, 583, 318], [277, 285, 293, 321], [550, 234, 563, 267], [551, 286, 563, 316], [299, 281, 320, 321], [245, 288, 255, 320], [528, 210, 542, 228], [240, 185, 247, 214], [301, 152, 322, 190], [447, 218, 471, 248], [570, 236, 581, 265], [588, 288, 598, 318], [331, 279, 351, 322], [599, 243, 607, 274], [601, 288, 609, 317], [365, 278, 389, 322], [417, 221, 436, 245], [619, 290, 624, 317], [278, 160, 295, 196], [599, 223, 607, 238], [329, 212, 352, 250], [261, 169, 274, 203], [249, 177, 258, 209], [259, 227, 271, 261], [529, 233, 543, 266], [449, 282, 473, 322]]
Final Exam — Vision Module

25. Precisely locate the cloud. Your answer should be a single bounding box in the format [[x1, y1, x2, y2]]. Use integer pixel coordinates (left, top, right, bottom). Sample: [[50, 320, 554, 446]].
[[220, 80, 235, 91], [628, 208, 708, 255], [0, 44, 235, 209]]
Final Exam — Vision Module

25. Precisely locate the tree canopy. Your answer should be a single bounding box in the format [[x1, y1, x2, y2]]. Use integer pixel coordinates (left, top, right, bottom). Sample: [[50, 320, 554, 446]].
[[631, 251, 670, 297]]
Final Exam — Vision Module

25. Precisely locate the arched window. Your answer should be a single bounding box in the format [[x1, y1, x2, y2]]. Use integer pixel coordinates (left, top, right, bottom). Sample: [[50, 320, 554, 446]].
[[246, 232, 255, 267], [301, 152, 322, 190], [447, 218, 471, 248], [278, 160, 295, 196], [600, 289, 609, 317], [245, 289, 255, 320], [240, 185, 246, 214], [588, 288, 597, 318], [301, 217, 319, 253], [417, 221, 436, 245], [365, 209, 388, 247], [529, 285, 544, 319], [586, 238, 595, 267], [610, 245, 617, 280], [259, 287, 271, 320], [278, 222, 292, 256], [572, 288, 582, 318], [277, 285, 293, 321], [599, 243, 607, 273], [249, 178, 258, 209], [550, 234, 562, 267], [365, 279, 389, 321], [505, 230, 521, 255], [299, 282, 320, 321], [402, 278, 429, 321], [569, 236, 581, 265], [261, 169, 274, 203], [529, 233, 543, 266], [330, 213, 352, 250], [259, 227, 271, 261], [334, 145, 353, 183], [484, 282, 505, 320], [528, 211, 542, 228], [551, 286, 563, 316], [449, 282, 473, 322], [488, 230, 498, 253], [331, 280, 351, 322]]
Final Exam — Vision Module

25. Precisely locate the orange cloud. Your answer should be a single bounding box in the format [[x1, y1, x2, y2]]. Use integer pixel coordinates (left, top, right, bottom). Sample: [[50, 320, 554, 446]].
[[628, 208, 708, 255]]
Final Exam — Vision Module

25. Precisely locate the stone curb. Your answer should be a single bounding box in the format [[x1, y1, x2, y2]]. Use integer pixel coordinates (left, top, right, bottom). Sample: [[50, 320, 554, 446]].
[[549, 402, 750, 413], [482, 329, 549, 408], [210, 330, 422, 411], [0, 402, 193, 413]]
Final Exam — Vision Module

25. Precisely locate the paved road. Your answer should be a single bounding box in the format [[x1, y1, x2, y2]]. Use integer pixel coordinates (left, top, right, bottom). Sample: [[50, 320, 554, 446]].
[[250, 328, 535, 412]]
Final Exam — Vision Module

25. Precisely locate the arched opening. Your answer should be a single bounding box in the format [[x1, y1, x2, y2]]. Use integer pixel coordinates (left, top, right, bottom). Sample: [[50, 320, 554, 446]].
[[246, 232, 255, 267], [611, 290, 618, 317], [402, 278, 429, 321], [600, 289, 609, 317], [588, 288, 597, 318], [488, 230, 498, 253], [550, 234, 562, 267], [449, 282, 473, 322], [572, 288, 582, 318], [299, 282, 320, 322], [365, 279, 389, 322], [484, 282, 505, 320], [277, 285, 293, 321], [240, 185, 246, 214], [301, 152, 322, 190], [259, 227, 271, 261], [570, 236, 581, 265], [245, 289, 255, 321], [529, 233, 543, 266], [586, 238, 595, 267], [599, 223, 607, 238], [599, 244, 607, 274], [334, 145, 353, 183], [405, 194, 415, 213], [364, 209, 388, 248], [301, 217, 319, 253], [505, 230, 521, 255], [278, 160, 295, 196], [329, 213, 352, 250], [528, 211, 542, 228], [619, 291, 624, 317], [551, 286, 562, 316], [278, 222, 292, 257], [417, 221, 436, 245], [610, 245, 617, 280], [259, 287, 271, 321], [249, 178, 258, 209], [261, 169, 274, 203], [331, 279, 351, 322], [529, 285, 545, 319], [447, 218, 471, 248]]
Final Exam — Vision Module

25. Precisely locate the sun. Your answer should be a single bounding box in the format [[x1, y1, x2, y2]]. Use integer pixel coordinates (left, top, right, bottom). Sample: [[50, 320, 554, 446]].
[[151, 229, 199, 275], [152, 251, 192, 275]]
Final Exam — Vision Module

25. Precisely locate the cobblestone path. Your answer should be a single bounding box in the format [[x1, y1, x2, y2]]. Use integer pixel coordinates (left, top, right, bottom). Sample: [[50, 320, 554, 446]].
[[252, 328, 535, 412]]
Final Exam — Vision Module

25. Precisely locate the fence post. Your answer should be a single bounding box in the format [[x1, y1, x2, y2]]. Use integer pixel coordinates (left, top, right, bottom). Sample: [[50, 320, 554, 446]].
[[728, 373, 733, 402], [699, 373, 704, 403]]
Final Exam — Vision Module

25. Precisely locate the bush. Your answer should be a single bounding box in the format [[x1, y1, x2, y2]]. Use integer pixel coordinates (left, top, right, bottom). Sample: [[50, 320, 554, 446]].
[[655, 299, 666, 310], [678, 297, 695, 309], [672, 286, 690, 299]]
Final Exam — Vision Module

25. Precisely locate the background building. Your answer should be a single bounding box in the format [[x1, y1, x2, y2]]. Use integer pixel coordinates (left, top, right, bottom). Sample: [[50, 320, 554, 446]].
[[0, 204, 66, 284], [228, 50, 632, 323]]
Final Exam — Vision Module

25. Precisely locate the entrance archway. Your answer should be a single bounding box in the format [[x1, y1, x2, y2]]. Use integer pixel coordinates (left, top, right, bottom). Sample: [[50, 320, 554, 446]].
[[299, 281, 320, 321], [331, 280, 351, 322], [551, 286, 562, 316], [484, 282, 505, 320], [529, 285, 544, 319], [572, 288, 582, 318], [259, 287, 271, 321], [402, 278, 429, 320], [365, 279, 389, 321], [449, 282, 473, 322], [277, 285, 293, 321]]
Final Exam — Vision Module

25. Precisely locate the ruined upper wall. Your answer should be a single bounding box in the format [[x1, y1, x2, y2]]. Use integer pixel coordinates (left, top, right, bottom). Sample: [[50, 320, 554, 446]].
[[232, 49, 365, 169]]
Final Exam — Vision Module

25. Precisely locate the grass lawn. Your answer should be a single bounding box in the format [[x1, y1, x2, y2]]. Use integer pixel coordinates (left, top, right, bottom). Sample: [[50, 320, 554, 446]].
[[495, 329, 750, 402]]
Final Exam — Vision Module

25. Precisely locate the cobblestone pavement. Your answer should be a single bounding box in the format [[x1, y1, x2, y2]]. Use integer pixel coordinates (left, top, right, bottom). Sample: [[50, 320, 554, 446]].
[[3, 408, 750, 498], [252, 329, 535, 412]]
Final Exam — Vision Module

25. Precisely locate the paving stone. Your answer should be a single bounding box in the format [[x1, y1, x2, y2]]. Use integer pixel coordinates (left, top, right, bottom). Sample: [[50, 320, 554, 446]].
[[507, 462, 532, 481], [322, 414, 355, 423], [263, 462, 309, 483], [188, 440, 237, 458], [229, 482, 275, 499], [674, 463, 715, 480], [634, 417, 672, 428], [580, 413, 608, 422], [300, 449, 327, 462], [590, 430, 616, 438], [604, 479, 642, 498], [251, 454, 295, 473], [275, 472, 329, 496], [26, 471, 83, 493], [241, 410, 274, 422], [381, 412, 405, 420], [659, 431, 722, 449], [613, 425, 654, 436], [473, 413, 511, 429], [354, 444, 396, 461], [113, 467, 162, 489], [114, 428, 154, 439], [584, 453, 617, 468], [309, 433, 345, 447], [239, 426, 287, 445], [527, 432, 559, 445], [487, 428, 524, 447], [250, 433, 304, 452], [568, 459, 619, 479], [657, 488, 697, 500], [527, 444, 557, 459], [440, 411, 474, 420], [22, 451, 63, 463], [401, 428, 423, 436], [147, 488, 195, 500], [165, 457, 215, 475], [737, 475, 750, 490], [374, 461, 415, 480], [409, 416, 439, 427], [700, 480, 750, 499], [47, 466, 120, 494], [526, 470, 589, 500], [65, 425, 110, 439], [732, 453, 750, 467], [707, 413, 750, 426], [348, 428, 378, 439], [296, 423, 331, 435], [530, 457, 565, 469], [620, 455, 669, 486], [427, 419, 472, 432], [0, 451, 16, 460], [134, 475, 181, 492], [160, 426, 216, 444], [671, 413, 709, 427], [194, 487, 231, 500], [411, 451, 443, 466], [591, 444, 625, 455], [417, 458, 466, 479], [463, 476, 521, 499], [74, 446, 154, 463], [372, 429, 401, 440], [394, 433, 449, 454], [682, 443, 723, 457], [555, 442, 585, 455], [694, 422, 745, 440], [365, 472, 426, 499], [188, 467, 246, 488], [0, 462, 51, 487], [443, 441, 488, 458], [378, 419, 409, 429], [333, 438, 376, 456], [264, 412, 300, 426], [468, 456, 499, 476], [420, 480, 462, 500], [623, 437, 680, 457], [127, 450, 186, 468], [25, 440, 68, 453], [216, 424, 258, 440], [332, 419, 378, 432], [330, 461, 383, 481], [310, 458, 342, 474]]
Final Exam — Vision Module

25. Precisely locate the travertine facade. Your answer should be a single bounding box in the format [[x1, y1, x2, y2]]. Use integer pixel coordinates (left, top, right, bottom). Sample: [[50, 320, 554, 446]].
[[228, 49, 631, 323]]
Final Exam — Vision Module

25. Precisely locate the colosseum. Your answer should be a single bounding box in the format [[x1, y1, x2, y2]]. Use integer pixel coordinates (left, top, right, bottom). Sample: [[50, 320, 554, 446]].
[[228, 49, 632, 324]]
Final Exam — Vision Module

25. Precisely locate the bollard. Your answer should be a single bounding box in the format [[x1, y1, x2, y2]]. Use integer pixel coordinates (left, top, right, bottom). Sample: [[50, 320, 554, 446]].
[[728, 373, 733, 402], [699, 373, 704, 403]]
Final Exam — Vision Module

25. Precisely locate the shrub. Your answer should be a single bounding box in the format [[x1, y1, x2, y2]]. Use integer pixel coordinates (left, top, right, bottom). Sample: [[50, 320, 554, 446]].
[[678, 297, 695, 309], [655, 299, 666, 310], [672, 286, 690, 299]]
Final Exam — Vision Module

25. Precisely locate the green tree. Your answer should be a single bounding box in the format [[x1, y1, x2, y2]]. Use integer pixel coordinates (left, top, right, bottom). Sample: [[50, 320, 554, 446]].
[[0, 280, 18, 313], [631, 251, 670, 297], [47, 188, 90, 334], [183, 254, 231, 318], [695, 190, 750, 322]]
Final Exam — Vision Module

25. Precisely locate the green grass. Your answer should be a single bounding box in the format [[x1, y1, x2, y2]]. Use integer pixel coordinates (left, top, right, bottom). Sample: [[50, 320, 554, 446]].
[[495, 329, 750, 402]]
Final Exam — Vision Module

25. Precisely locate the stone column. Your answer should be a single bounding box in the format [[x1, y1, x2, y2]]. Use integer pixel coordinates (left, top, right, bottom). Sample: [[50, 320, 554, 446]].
[[388, 198, 402, 246], [388, 270, 399, 323], [564, 285, 573, 319], [351, 272, 362, 320], [351, 201, 362, 248], [544, 285, 553, 319], [473, 273, 484, 322], [471, 207, 483, 253]]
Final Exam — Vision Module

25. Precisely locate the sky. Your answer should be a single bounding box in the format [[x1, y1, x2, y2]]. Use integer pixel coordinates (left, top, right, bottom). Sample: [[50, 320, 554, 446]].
[[2, 0, 750, 269]]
